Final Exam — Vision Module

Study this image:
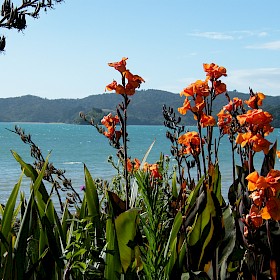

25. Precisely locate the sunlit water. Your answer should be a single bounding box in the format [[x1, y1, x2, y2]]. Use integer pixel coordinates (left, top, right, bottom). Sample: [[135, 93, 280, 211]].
[[1, 123, 280, 208]]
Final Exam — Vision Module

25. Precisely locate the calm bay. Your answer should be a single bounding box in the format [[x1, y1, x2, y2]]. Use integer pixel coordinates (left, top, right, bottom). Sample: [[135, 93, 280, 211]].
[[1, 122, 280, 205]]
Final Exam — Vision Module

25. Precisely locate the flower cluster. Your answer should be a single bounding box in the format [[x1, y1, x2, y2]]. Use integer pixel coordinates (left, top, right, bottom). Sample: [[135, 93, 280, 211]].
[[143, 162, 162, 179], [236, 93, 273, 154], [218, 90, 274, 154], [178, 131, 204, 156], [178, 63, 227, 128], [106, 57, 145, 96], [101, 113, 121, 141], [126, 158, 141, 173], [217, 97, 243, 135], [244, 170, 280, 230], [127, 157, 162, 179]]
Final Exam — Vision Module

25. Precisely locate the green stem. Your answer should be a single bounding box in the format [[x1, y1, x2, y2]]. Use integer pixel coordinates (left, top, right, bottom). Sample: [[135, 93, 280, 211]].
[[198, 123, 207, 177], [122, 94, 130, 210]]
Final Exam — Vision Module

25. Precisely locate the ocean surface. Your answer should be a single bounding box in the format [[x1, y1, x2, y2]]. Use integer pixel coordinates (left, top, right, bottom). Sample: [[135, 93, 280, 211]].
[[1, 123, 280, 207]]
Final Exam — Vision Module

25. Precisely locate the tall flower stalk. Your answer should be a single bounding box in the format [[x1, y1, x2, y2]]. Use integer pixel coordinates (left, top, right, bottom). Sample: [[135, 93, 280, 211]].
[[104, 57, 144, 209]]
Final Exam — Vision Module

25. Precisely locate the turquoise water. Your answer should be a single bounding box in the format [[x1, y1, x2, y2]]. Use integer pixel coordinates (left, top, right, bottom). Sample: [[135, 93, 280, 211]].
[[1, 122, 280, 205]]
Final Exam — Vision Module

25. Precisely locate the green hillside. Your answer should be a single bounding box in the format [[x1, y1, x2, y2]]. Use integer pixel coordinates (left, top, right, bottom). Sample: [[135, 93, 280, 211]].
[[1, 89, 280, 127]]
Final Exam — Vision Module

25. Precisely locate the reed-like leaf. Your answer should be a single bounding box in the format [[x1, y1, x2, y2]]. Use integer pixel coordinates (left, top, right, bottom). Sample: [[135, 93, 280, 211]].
[[130, 140, 155, 208], [1, 172, 22, 237]]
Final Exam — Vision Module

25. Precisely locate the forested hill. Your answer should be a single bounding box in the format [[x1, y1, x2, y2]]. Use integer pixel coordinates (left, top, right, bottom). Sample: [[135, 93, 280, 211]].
[[1, 89, 280, 127]]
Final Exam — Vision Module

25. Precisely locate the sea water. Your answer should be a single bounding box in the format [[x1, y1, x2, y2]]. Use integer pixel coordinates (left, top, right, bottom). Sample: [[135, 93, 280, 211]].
[[1, 122, 280, 206]]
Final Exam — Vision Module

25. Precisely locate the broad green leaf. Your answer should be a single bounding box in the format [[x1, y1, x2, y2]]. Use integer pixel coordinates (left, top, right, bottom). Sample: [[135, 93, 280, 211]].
[[212, 164, 224, 206], [164, 212, 183, 276], [12, 150, 49, 203], [186, 175, 204, 210], [84, 164, 100, 223], [115, 208, 139, 273], [105, 213, 122, 279], [218, 205, 236, 279], [11, 150, 37, 181], [164, 211, 182, 259], [41, 214, 64, 268], [187, 189, 218, 269]]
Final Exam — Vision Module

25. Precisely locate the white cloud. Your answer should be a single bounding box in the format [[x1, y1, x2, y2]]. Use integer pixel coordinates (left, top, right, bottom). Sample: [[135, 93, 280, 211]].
[[188, 30, 270, 40], [246, 40, 280, 50], [188, 31, 234, 40], [226, 68, 280, 96]]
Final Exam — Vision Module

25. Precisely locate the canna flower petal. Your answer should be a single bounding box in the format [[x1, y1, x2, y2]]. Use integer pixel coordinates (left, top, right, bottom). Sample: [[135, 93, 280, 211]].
[[246, 171, 259, 191], [178, 97, 191, 115], [214, 80, 227, 95], [248, 205, 263, 228], [105, 80, 118, 91], [200, 113, 216, 128], [245, 92, 266, 109], [261, 197, 280, 220], [108, 57, 128, 73]]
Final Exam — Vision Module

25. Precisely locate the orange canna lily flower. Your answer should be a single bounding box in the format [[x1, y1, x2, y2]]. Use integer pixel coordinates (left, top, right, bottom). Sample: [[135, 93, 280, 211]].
[[247, 205, 263, 228], [178, 97, 191, 115], [127, 158, 141, 173], [192, 95, 205, 112], [108, 57, 128, 73], [276, 151, 280, 158], [178, 131, 204, 155], [222, 98, 242, 112], [245, 92, 265, 109], [261, 197, 280, 220], [105, 80, 118, 91], [236, 132, 252, 148], [101, 113, 120, 127], [266, 170, 280, 194], [246, 171, 267, 191], [115, 84, 126, 95], [217, 109, 232, 134], [213, 80, 227, 95], [203, 63, 227, 79], [124, 70, 145, 87], [180, 79, 209, 97], [143, 162, 162, 179], [200, 113, 216, 128], [250, 134, 272, 154], [237, 109, 273, 127], [149, 163, 162, 179], [101, 113, 120, 140]]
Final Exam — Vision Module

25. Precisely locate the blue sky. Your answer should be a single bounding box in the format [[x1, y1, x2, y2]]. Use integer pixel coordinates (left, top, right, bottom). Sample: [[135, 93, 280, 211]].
[[1, 0, 280, 99]]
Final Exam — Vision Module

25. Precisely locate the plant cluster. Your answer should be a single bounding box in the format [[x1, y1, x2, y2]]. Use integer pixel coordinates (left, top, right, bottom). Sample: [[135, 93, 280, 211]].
[[1, 58, 280, 280]]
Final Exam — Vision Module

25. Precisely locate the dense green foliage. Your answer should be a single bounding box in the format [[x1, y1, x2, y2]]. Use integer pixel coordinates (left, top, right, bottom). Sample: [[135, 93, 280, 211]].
[[1, 90, 280, 126]]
